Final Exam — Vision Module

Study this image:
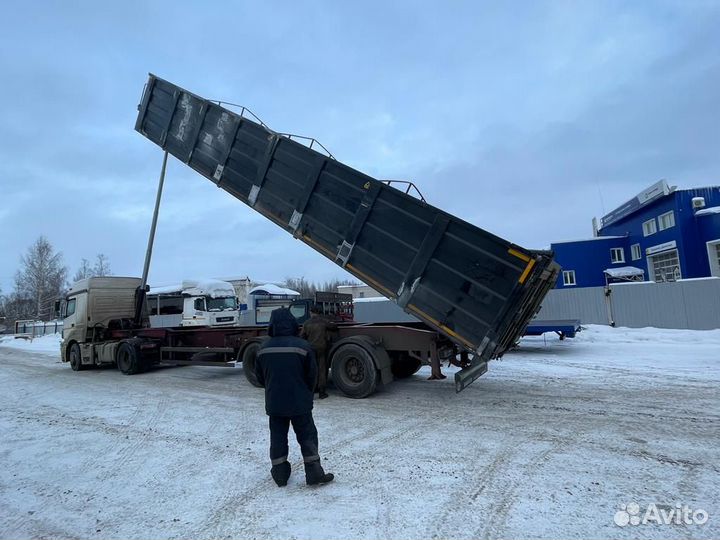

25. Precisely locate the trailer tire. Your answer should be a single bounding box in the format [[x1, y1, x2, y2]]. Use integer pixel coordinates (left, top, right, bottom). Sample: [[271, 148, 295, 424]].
[[69, 343, 85, 371], [241, 341, 264, 388], [117, 341, 143, 375], [390, 353, 422, 379], [331, 342, 378, 398]]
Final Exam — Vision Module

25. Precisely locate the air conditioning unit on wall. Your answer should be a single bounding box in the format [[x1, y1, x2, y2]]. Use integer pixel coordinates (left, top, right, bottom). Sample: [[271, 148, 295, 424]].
[[692, 197, 706, 209]]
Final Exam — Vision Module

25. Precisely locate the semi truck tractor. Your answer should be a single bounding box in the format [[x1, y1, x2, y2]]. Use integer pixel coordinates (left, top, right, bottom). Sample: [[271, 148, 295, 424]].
[[58, 74, 560, 396]]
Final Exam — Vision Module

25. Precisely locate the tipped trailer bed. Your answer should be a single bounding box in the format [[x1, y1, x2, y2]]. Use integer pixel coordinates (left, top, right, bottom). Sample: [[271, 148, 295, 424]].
[[134, 74, 560, 391]]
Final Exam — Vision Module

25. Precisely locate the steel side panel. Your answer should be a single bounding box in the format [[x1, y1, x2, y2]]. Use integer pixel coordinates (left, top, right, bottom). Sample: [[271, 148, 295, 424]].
[[135, 74, 559, 358]]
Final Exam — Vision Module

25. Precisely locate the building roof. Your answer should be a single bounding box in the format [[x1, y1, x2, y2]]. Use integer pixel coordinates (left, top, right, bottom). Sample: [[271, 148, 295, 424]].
[[552, 236, 625, 245], [599, 179, 674, 229]]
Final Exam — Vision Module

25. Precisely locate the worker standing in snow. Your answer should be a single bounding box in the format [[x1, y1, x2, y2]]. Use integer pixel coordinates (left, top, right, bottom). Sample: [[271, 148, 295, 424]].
[[301, 306, 337, 399], [255, 308, 334, 487]]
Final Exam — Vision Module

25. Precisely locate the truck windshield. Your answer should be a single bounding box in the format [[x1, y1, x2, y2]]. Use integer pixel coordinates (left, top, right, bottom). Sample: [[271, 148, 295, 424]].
[[206, 297, 238, 312]]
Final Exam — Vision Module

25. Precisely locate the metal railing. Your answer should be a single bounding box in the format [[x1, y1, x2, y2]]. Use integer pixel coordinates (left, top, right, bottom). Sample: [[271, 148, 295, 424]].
[[212, 100, 337, 160], [381, 180, 427, 202], [213, 101, 432, 196], [14, 319, 64, 338]]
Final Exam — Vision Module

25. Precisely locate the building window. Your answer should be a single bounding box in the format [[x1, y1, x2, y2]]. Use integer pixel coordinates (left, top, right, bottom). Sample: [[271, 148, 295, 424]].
[[707, 241, 720, 278], [658, 210, 675, 231], [643, 218, 657, 237], [631, 244, 641, 261], [562, 270, 576, 286], [648, 250, 681, 282], [610, 247, 625, 264]]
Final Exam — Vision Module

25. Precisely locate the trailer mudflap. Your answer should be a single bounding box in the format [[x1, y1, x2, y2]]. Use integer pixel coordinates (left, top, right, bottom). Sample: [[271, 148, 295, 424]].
[[454, 359, 488, 393]]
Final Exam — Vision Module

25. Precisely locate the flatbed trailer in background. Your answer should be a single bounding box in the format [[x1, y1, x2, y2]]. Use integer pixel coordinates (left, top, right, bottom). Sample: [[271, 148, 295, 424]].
[[523, 319, 582, 339], [133, 74, 561, 391]]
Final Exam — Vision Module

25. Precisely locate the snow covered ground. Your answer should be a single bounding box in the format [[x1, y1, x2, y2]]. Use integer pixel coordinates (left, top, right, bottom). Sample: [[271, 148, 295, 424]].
[[0, 326, 718, 539], [0, 333, 62, 354]]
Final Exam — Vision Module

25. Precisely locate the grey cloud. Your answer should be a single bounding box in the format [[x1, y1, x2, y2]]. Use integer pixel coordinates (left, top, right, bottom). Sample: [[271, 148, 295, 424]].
[[1, 0, 719, 292]]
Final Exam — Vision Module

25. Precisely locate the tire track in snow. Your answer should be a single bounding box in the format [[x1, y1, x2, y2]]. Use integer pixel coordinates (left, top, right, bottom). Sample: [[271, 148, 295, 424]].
[[197, 416, 427, 539], [429, 441, 523, 539], [478, 443, 559, 540]]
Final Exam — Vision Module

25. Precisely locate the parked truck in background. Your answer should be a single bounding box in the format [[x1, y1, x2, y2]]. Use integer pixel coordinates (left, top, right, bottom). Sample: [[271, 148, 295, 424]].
[[59, 276, 455, 397], [237, 283, 300, 325], [147, 279, 240, 328], [57, 74, 560, 396], [238, 284, 354, 326]]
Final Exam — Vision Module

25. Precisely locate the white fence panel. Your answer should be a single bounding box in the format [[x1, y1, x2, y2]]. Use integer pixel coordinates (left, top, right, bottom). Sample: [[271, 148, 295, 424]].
[[537, 278, 720, 330]]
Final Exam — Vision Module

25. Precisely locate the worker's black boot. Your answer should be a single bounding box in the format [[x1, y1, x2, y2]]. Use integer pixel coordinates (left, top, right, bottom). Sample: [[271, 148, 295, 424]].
[[305, 461, 334, 486], [271, 461, 291, 487]]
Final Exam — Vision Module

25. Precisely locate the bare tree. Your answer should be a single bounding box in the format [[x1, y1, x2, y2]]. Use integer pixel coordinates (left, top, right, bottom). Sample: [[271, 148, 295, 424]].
[[73, 258, 94, 282], [93, 253, 111, 277], [72, 254, 112, 283], [282, 277, 316, 298], [1, 292, 35, 329], [14, 236, 68, 320]]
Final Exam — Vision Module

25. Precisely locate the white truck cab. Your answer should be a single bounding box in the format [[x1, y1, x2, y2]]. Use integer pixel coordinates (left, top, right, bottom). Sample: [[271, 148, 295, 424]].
[[237, 284, 301, 326], [147, 279, 239, 328]]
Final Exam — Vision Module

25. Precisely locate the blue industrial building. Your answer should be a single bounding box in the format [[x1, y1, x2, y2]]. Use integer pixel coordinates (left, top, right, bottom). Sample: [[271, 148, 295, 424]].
[[552, 180, 720, 288]]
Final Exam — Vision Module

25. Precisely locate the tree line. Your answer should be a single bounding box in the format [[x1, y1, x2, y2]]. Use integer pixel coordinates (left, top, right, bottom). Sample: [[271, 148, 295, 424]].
[[281, 276, 362, 298], [0, 236, 111, 328]]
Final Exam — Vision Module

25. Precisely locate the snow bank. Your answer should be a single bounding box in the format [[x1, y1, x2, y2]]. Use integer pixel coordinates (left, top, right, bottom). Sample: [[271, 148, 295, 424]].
[[0, 333, 61, 355]]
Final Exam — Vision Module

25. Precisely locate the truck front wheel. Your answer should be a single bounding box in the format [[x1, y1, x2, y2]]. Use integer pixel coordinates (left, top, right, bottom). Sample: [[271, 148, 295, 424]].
[[69, 343, 84, 371], [117, 341, 142, 375], [331, 343, 378, 398]]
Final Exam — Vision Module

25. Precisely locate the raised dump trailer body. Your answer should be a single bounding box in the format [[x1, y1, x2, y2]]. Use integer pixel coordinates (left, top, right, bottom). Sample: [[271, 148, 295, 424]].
[[135, 74, 560, 389]]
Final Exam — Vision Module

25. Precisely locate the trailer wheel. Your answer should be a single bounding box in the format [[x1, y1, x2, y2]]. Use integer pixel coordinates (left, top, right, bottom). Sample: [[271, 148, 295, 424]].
[[241, 341, 263, 388], [390, 353, 422, 379], [69, 343, 85, 371], [117, 341, 142, 375], [331, 343, 378, 398]]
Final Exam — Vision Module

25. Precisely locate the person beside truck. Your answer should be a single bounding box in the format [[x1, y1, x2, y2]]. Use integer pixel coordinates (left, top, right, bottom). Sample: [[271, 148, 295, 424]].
[[254, 308, 334, 487], [301, 306, 337, 399]]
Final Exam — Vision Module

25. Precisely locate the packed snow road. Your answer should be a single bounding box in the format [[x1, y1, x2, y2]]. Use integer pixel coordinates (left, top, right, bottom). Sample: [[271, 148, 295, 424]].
[[1, 326, 718, 539]]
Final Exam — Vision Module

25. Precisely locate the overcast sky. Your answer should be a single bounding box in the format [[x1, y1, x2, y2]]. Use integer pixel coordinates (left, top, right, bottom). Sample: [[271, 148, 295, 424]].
[[1, 0, 719, 293]]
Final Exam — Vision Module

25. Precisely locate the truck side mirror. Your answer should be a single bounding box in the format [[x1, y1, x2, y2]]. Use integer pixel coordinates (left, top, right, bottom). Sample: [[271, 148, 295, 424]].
[[54, 300, 61, 318]]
